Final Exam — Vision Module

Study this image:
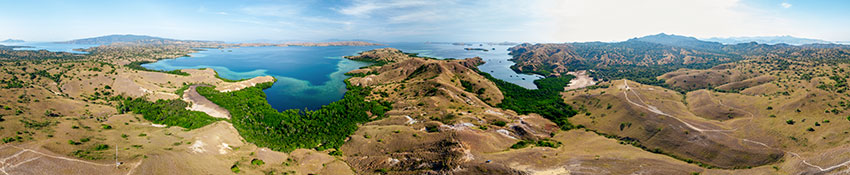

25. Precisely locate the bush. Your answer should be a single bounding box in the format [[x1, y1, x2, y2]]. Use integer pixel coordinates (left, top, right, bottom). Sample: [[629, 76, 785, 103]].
[[492, 120, 507, 127], [93, 144, 109, 151], [425, 125, 440, 132], [251, 159, 265, 166], [230, 164, 240, 173]]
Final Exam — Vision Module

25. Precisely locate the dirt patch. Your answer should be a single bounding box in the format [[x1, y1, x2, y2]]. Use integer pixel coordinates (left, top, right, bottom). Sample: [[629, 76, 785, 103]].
[[182, 85, 230, 119], [565, 70, 596, 91], [215, 76, 275, 92]]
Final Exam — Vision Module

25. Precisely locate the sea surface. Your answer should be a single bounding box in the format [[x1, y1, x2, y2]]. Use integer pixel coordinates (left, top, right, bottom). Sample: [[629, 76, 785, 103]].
[[141, 43, 542, 111], [0, 42, 98, 54]]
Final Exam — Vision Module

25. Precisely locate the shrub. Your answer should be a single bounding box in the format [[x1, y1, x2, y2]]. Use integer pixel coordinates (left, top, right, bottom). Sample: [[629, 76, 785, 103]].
[[251, 159, 265, 166]]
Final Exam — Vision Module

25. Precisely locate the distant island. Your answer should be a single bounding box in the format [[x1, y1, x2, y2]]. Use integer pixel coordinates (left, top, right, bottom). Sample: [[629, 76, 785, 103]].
[[464, 47, 490, 51], [1, 39, 25, 43], [704, 35, 833, 45], [55, 34, 218, 45], [58, 34, 383, 47]]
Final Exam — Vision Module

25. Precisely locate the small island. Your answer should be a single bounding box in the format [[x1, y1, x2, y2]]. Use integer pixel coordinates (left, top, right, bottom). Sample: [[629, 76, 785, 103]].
[[1, 39, 25, 43], [464, 47, 489, 52]]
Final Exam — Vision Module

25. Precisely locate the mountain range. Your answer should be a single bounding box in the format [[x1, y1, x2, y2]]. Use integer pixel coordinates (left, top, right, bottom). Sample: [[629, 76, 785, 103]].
[[704, 35, 833, 45], [508, 33, 850, 85], [55, 34, 218, 45], [1, 39, 25, 43]]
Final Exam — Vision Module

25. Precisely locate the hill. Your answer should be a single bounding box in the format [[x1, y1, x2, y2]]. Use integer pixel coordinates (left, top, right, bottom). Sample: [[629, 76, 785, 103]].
[[629, 33, 724, 51], [1, 39, 25, 43], [57, 34, 189, 45], [705, 36, 833, 45], [508, 33, 850, 86]]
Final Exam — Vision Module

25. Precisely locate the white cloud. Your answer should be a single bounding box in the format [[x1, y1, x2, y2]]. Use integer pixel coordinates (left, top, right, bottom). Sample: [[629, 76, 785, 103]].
[[781, 2, 792, 8], [522, 0, 799, 42], [335, 0, 430, 17], [240, 5, 299, 17]]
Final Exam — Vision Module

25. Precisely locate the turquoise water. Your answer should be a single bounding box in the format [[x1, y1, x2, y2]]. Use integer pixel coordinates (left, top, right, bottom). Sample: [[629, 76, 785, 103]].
[[0, 42, 98, 54], [142, 43, 541, 111]]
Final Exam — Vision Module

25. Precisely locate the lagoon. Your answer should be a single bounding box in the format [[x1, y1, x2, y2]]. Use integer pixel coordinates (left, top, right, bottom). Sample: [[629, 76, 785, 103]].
[[141, 43, 541, 111]]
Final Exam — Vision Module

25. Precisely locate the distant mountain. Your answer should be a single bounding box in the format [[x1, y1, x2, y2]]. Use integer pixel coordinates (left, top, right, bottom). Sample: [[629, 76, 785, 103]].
[[321, 39, 382, 43], [1, 39, 25, 43], [56, 34, 180, 45], [507, 33, 850, 83], [704, 36, 833, 45], [629, 33, 724, 51]]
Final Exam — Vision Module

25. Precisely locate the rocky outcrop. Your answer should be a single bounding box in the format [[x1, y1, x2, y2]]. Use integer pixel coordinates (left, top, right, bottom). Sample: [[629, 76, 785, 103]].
[[344, 48, 413, 63]]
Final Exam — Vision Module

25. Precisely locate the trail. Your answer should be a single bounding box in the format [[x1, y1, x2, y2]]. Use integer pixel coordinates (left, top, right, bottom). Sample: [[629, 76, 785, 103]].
[[622, 80, 850, 173], [621, 80, 734, 133], [707, 88, 850, 173], [0, 145, 137, 174], [786, 151, 850, 173]]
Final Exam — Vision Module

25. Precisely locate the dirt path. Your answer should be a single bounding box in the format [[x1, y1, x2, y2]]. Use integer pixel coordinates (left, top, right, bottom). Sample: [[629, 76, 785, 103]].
[[623, 80, 850, 173], [183, 85, 230, 119], [0, 145, 139, 175], [621, 80, 733, 133]]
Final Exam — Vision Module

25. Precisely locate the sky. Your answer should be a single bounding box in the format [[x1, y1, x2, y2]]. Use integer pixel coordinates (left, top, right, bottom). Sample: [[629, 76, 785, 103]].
[[0, 0, 848, 42]]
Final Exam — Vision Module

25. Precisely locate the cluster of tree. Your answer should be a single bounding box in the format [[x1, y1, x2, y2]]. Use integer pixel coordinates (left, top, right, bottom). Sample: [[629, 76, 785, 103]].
[[344, 70, 379, 77], [117, 96, 221, 130], [1, 76, 25, 88], [125, 61, 189, 76], [196, 81, 392, 152], [510, 139, 562, 149], [479, 71, 578, 130]]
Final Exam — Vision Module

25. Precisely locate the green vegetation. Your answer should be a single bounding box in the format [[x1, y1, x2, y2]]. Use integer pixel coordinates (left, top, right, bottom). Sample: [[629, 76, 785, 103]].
[[479, 71, 578, 130], [344, 70, 379, 77], [20, 119, 53, 130], [492, 120, 507, 127], [125, 61, 189, 76], [510, 139, 562, 149], [93, 144, 110, 151], [196, 81, 392, 152], [425, 125, 440, 132], [117, 96, 221, 130], [251, 158, 265, 166], [230, 163, 240, 173], [1, 76, 26, 88]]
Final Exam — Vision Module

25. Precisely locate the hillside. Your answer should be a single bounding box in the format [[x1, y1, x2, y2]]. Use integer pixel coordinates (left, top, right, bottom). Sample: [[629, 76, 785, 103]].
[[508, 34, 850, 86]]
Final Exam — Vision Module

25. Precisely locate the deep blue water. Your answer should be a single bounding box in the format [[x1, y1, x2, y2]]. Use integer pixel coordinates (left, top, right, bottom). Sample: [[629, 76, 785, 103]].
[[141, 43, 541, 111], [0, 42, 97, 54]]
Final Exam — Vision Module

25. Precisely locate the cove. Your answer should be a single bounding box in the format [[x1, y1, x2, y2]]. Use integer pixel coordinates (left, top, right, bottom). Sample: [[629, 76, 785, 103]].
[[141, 43, 542, 111]]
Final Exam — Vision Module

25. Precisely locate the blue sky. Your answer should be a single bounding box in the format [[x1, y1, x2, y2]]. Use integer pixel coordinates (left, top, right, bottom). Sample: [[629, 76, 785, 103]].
[[0, 0, 848, 42]]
